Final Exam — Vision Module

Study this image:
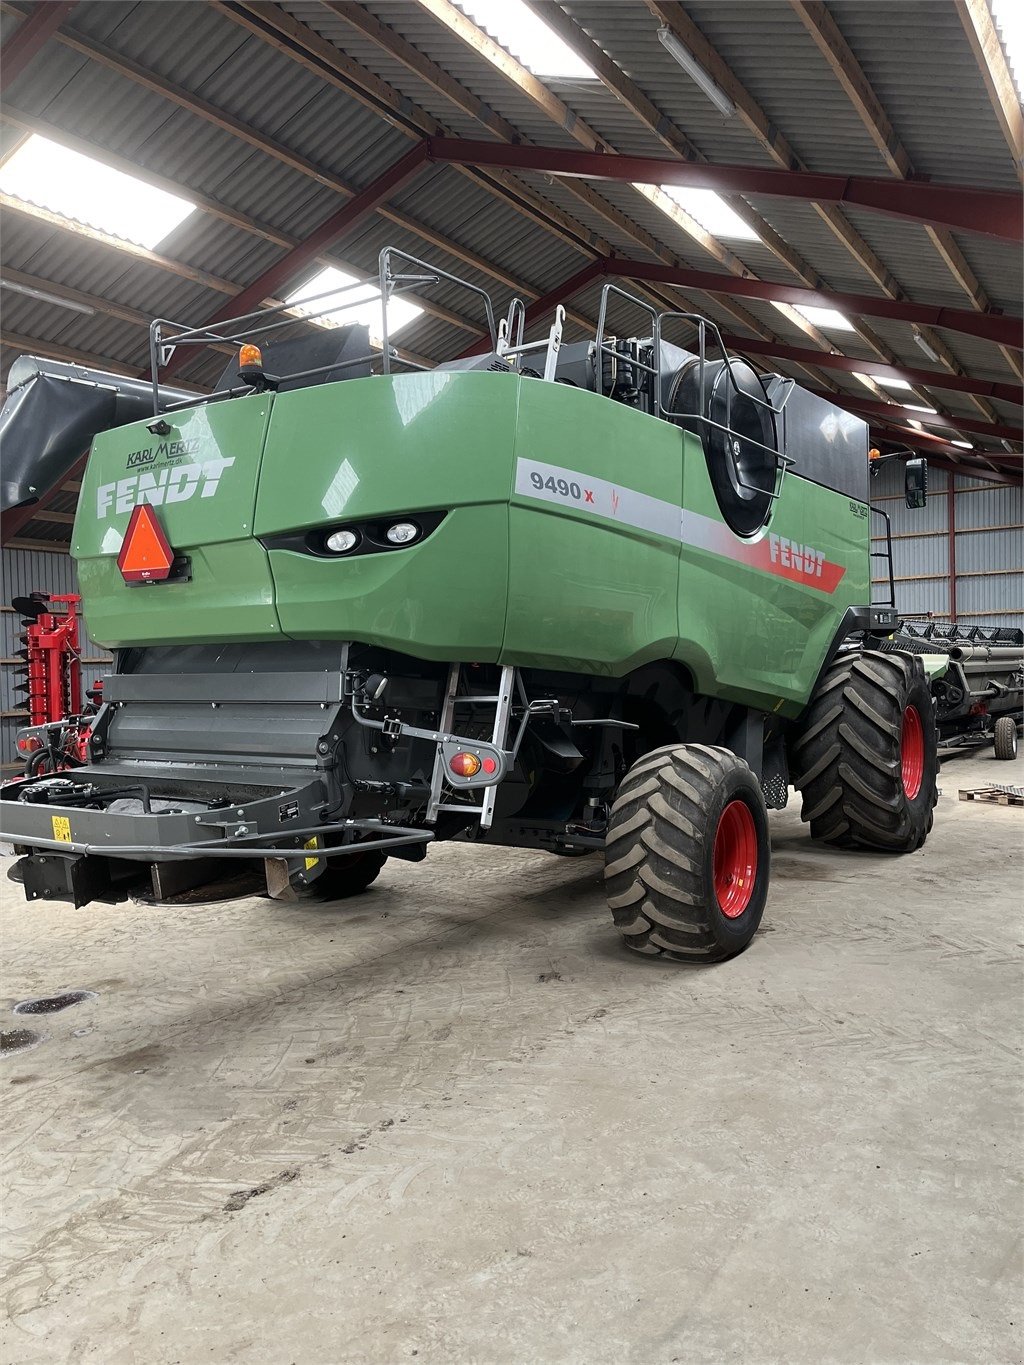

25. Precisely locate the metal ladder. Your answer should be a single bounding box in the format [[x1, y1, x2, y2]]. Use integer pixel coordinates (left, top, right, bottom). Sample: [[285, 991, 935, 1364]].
[[426, 664, 516, 829]]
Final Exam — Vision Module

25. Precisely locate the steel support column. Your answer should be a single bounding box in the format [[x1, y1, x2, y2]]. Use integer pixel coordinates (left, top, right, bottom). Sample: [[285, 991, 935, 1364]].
[[948, 471, 958, 622]]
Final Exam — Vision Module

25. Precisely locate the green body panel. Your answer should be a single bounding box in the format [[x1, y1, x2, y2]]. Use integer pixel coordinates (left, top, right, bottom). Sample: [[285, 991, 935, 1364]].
[[256, 372, 512, 659], [674, 453, 869, 713], [73, 396, 281, 645], [505, 381, 681, 673], [70, 373, 869, 709]]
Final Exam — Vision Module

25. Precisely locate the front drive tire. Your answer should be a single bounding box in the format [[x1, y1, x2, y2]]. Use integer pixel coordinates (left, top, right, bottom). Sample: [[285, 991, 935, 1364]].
[[792, 649, 938, 852], [604, 745, 770, 963]]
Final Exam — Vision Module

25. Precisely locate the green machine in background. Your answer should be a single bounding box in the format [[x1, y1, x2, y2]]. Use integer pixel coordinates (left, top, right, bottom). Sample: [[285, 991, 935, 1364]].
[[0, 250, 938, 960]]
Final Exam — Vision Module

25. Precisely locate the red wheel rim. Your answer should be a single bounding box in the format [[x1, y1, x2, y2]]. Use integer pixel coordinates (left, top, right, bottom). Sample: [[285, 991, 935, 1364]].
[[901, 705, 925, 800], [713, 799, 758, 919]]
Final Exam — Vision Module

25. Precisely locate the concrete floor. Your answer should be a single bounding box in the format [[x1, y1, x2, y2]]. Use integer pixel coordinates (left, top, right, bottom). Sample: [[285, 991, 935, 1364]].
[[1, 748, 1021, 1365]]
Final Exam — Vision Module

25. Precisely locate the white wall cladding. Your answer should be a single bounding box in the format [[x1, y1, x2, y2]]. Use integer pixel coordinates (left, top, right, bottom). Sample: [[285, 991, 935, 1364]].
[[1, 548, 112, 770], [870, 463, 1023, 631]]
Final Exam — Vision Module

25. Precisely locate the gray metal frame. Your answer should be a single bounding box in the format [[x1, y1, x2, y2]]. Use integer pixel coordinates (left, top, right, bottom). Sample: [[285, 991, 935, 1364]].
[[594, 283, 796, 509]]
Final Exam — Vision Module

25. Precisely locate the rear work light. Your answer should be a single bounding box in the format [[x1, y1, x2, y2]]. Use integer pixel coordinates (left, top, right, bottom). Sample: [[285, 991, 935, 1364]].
[[326, 529, 359, 554], [385, 521, 420, 545]]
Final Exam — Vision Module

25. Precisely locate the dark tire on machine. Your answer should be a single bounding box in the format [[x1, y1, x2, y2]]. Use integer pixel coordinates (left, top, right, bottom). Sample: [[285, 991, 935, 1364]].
[[993, 715, 1018, 761], [604, 744, 770, 963], [791, 649, 938, 852], [306, 851, 386, 900]]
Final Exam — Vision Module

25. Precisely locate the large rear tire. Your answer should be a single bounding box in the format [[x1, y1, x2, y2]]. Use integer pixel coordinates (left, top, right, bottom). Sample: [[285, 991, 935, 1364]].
[[604, 744, 770, 963], [792, 649, 938, 851]]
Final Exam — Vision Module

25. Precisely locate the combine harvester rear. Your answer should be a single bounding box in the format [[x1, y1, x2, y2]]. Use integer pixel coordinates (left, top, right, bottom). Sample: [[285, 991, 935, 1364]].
[[0, 251, 939, 960]]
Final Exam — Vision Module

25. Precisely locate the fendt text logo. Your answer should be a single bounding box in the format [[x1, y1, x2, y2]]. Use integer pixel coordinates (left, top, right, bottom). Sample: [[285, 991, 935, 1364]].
[[768, 533, 827, 580], [96, 458, 235, 518]]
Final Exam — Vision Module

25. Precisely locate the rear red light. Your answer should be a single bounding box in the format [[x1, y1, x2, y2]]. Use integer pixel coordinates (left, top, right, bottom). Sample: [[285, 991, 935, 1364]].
[[449, 752, 482, 778], [16, 736, 42, 754]]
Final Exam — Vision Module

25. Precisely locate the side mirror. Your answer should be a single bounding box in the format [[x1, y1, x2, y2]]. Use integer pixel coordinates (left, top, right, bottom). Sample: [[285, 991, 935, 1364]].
[[905, 457, 927, 509]]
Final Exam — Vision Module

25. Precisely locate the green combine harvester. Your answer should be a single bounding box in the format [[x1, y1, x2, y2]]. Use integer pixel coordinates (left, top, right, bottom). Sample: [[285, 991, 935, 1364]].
[[0, 251, 938, 961]]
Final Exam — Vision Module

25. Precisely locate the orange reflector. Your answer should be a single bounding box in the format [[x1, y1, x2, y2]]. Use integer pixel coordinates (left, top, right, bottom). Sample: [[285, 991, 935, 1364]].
[[869, 447, 881, 460], [117, 504, 175, 583], [239, 342, 262, 368], [449, 751, 482, 778]]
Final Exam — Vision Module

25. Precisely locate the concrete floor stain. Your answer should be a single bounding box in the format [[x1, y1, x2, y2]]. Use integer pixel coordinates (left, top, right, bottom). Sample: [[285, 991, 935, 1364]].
[[223, 1169, 299, 1213], [13, 990, 97, 1016], [1, 1029, 44, 1056]]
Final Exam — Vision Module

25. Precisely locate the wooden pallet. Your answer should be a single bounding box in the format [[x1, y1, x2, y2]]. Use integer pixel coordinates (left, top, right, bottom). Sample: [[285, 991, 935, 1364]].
[[959, 785, 1024, 807]]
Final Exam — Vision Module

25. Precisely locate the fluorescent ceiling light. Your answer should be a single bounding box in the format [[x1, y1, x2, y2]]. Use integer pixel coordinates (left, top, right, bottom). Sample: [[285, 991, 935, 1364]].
[[454, 1, 595, 78], [912, 328, 939, 362], [653, 184, 760, 241], [775, 302, 855, 332], [0, 279, 94, 315], [907, 419, 923, 429], [285, 267, 423, 335], [950, 439, 973, 449], [0, 134, 195, 250], [992, 0, 1024, 102], [904, 403, 937, 414], [658, 26, 735, 117], [876, 376, 912, 390]]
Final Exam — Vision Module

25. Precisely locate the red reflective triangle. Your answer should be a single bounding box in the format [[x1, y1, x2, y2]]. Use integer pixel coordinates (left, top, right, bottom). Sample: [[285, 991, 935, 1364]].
[[117, 504, 175, 583]]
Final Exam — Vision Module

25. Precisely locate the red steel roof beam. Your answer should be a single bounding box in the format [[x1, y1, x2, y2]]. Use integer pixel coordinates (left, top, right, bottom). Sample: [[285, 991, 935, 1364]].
[[426, 138, 1024, 242], [1, 1, 77, 88], [158, 142, 431, 380], [717, 336, 1022, 405], [825, 394, 1021, 443], [613, 260, 1021, 349]]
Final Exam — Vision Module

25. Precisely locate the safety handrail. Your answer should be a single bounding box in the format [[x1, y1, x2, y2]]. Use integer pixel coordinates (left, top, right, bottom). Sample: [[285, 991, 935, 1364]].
[[378, 246, 497, 374]]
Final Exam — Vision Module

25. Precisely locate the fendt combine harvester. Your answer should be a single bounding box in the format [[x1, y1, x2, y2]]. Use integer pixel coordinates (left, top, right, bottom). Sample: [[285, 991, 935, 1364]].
[[1, 251, 939, 962]]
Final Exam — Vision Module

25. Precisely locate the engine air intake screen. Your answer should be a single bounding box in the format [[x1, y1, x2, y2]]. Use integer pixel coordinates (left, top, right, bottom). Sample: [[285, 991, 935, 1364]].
[[667, 357, 779, 537]]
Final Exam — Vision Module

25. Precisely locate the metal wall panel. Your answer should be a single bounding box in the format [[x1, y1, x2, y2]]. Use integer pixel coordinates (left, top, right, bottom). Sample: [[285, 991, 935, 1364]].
[[871, 461, 1023, 628], [954, 530, 1022, 574], [955, 574, 1023, 625], [0, 548, 112, 770]]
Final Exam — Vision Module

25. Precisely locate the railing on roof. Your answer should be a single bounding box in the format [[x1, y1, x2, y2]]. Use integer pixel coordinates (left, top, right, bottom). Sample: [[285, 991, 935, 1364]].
[[145, 247, 501, 414]]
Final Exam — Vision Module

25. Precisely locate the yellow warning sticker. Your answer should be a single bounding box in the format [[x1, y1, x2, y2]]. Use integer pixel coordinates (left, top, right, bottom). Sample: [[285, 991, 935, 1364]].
[[303, 836, 321, 871], [51, 815, 72, 844]]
